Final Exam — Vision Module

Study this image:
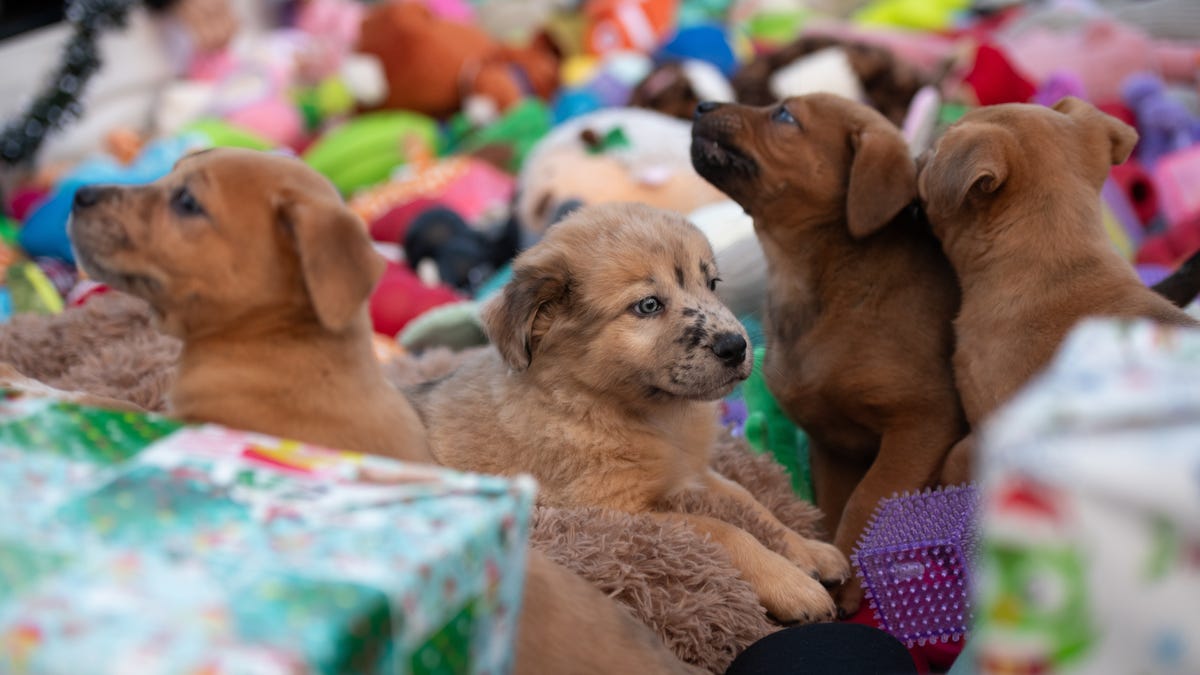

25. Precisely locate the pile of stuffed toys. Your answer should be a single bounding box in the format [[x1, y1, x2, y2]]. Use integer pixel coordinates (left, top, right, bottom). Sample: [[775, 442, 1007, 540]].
[[1, 0, 1199, 355]]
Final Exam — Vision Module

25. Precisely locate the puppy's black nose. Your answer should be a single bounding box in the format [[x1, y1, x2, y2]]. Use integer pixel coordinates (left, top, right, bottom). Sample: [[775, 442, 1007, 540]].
[[73, 186, 106, 210], [711, 332, 747, 366], [694, 101, 722, 119]]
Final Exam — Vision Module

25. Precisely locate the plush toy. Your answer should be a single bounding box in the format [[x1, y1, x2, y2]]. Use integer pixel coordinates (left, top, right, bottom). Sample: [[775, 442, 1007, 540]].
[[403, 206, 521, 294], [369, 260, 462, 338], [515, 107, 727, 242], [629, 60, 735, 120], [852, 0, 969, 31], [731, 33, 927, 126], [994, 15, 1200, 105], [292, 0, 367, 84], [1122, 72, 1200, 169], [655, 23, 740, 78], [1032, 71, 1087, 108], [955, 41, 1036, 107], [583, 0, 680, 56], [151, 0, 240, 62], [348, 155, 516, 239], [1137, 213, 1200, 269], [446, 98, 554, 173], [1154, 145, 1200, 228], [357, 2, 562, 121], [1109, 159, 1160, 228], [301, 110, 441, 197], [552, 51, 656, 122]]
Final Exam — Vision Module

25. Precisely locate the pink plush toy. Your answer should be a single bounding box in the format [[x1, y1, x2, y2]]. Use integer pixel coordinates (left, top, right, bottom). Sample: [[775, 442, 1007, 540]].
[[294, 0, 365, 83], [1122, 72, 1200, 169], [369, 261, 462, 337], [996, 18, 1200, 104]]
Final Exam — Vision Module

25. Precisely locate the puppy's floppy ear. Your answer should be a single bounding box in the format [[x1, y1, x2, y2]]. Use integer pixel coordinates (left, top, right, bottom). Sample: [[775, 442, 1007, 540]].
[[846, 125, 918, 239], [1052, 95, 1138, 165], [279, 192, 386, 332], [481, 243, 570, 371], [918, 126, 1010, 214]]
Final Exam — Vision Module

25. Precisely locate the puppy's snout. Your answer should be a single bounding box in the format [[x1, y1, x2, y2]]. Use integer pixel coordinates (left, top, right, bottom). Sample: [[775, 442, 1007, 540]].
[[73, 186, 115, 210], [694, 101, 723, 119], [711, 332, 747, 366]]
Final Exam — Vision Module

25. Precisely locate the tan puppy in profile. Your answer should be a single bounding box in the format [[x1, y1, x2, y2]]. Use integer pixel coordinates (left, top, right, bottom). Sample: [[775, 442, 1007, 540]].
[[918, 96, 1198, 426], [691, 94, 967, 614], [417, 202, 849, 624], [67, 148, 700, 675]]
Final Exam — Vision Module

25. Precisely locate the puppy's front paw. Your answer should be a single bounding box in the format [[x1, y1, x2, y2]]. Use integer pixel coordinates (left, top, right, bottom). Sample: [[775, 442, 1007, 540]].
[[782, 533, 851, 585], [749, 552, 837, 624]]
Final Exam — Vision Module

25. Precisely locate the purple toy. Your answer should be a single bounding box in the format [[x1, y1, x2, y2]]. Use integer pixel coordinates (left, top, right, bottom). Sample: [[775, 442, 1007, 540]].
[[852, 483, 979, 648], [1122, 72, 1200, 169], [1032, 71, 1086, 108]]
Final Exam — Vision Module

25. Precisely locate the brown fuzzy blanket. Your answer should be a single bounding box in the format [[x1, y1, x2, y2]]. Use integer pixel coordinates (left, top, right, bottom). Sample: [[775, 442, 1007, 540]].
[[0, 293, 827, 672]]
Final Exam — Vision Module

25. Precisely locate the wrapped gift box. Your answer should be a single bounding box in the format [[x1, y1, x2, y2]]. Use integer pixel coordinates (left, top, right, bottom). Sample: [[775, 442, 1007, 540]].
[[971, 319, 1200, 675], [0, 391, 535, 675]]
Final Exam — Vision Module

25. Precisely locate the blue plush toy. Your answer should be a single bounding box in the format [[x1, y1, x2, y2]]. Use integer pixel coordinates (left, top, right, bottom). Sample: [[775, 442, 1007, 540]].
[[655, 23, 739, 78], [19, 133, 210, 263]]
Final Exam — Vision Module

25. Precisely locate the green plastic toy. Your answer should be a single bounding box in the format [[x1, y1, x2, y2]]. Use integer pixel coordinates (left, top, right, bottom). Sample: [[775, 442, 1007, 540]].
[[6, 261, 63, 316], [302, 111, 441, 197], [445, 99, 553, 173], [740, 346, 813, 502], [181, 118, 275, 152]]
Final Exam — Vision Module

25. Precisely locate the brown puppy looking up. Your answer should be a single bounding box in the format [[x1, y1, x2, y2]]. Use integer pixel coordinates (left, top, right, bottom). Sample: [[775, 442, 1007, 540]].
[[691, 94, 967, 615], [416, 202, 849, 624], [67, 148, 701, 675], [918, 96, 1198, 428]]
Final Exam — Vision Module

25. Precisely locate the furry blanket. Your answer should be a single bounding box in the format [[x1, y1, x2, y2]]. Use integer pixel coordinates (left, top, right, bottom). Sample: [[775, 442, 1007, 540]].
[[0, 293, 828, 672]]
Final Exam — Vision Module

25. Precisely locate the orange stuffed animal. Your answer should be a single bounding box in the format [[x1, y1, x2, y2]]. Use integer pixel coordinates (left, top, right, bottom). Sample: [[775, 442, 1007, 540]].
[[357, 1, 561, 120]]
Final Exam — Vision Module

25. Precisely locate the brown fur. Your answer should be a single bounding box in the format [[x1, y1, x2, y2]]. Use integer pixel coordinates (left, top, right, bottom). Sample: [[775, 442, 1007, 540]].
[[0, 290, 827, 673], [691, 94, 968, 614], [918, 97, 1199, 427], [414, 202, 847, 624], [61, 149, 699, 675], [630, 62, 706, 121]]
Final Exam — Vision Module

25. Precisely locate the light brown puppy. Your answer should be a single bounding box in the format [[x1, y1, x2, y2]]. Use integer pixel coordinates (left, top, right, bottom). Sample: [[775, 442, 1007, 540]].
[[416, 202, 848, 624], [67, 148, 700, 675], [918, 97, 1198, 427], [691, 94, 967, 614]]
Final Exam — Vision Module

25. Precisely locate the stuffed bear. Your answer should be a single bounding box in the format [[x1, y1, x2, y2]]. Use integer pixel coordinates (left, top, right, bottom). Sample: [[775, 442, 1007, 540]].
[[357, 1, 562, 121]]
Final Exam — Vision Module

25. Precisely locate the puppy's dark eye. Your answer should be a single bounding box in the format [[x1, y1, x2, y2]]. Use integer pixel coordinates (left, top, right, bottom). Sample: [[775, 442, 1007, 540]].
[[708, 277, 721, 292], [772, 105, 800, 127], [632, 296, 664, 316], [171, 186, 205, 217]]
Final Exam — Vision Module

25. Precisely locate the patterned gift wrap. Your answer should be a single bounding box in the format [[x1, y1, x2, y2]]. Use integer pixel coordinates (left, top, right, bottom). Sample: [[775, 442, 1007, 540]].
[[972, 319, 1200, 675], [0, 391, 536, 675]]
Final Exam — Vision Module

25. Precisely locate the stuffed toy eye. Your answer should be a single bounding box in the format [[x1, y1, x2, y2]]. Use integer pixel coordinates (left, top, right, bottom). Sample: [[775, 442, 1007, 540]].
[[708, 277, 721, 292]]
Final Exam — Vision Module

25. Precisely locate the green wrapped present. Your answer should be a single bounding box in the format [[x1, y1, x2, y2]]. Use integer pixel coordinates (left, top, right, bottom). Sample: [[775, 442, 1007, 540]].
[[0, 391, 534, 675]]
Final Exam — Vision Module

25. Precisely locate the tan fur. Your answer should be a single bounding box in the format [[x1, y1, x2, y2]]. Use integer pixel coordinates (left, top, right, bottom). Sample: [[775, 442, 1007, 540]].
[[416, 202, 847, 624], [66, 148, 698, 675], [691, 94, 968, 614], [918, 97, 1198, 427]]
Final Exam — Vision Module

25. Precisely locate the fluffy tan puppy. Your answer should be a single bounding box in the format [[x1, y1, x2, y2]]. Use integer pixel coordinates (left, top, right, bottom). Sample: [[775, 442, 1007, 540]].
[[417, 202, 848, 624]]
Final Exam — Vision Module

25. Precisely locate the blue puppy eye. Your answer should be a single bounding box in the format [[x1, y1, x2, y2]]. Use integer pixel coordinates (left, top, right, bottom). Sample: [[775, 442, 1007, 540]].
[[632, 296, 664, 316], [772, 105, 799, 126], [171, 186, 205, 217]]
